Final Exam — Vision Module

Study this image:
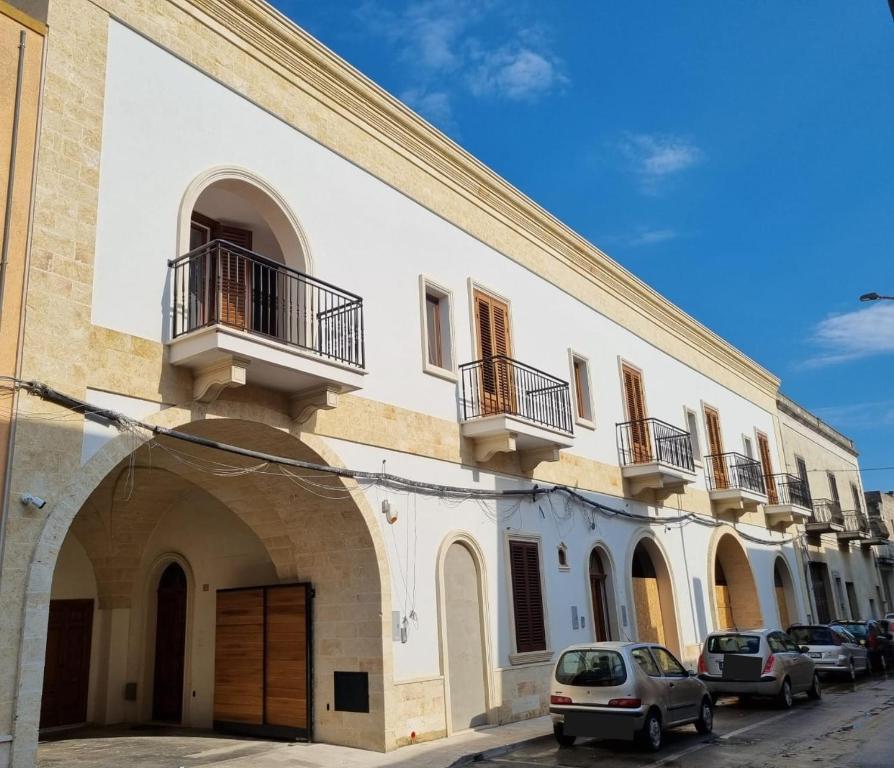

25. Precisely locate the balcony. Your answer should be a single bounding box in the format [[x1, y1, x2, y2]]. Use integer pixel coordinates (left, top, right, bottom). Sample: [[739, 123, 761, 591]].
[[805, 498, 845, 535], [616, 418, 696, 499], [861, 518, 891, 548], [169, 240, 365, 418], [705, 452, 766, 515], [763, 473, 813, 527], [836, 511, 869, 543], [877, 543, 894, 568], [459, 356, 574, 470]]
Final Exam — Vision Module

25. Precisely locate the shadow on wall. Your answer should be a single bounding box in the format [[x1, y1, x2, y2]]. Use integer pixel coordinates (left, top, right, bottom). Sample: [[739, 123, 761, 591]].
[[692, 577, 708, 641]]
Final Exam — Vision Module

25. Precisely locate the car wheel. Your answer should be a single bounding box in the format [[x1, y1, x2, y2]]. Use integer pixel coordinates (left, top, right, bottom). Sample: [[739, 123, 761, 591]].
[[637, 710, 662, 752], [807, 673, 822, 700], [553, 722, 576, 748], [694, 697, 714, 734], [777, 678, 793, 709]]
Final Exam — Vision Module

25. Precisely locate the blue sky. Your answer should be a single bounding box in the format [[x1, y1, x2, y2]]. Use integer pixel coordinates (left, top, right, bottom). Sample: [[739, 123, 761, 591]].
[[271, 1, 894, 489]]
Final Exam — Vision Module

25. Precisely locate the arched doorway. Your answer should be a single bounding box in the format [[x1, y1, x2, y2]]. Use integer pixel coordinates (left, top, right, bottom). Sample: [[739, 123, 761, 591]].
[[774, 557, 797, 629], [630, 538, 680, 655], [442, 541, 488, 731], [151, 562, 188, 723], [589, 548, 614, 642], [712, 534, 763, 630]]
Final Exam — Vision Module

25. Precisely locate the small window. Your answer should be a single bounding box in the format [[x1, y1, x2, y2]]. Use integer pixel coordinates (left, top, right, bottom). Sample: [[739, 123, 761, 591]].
[[555, 649, 627, 686], [850, 483, 862, 514], [707, 634, 760, 654], [420, 277, 455, 378], [569, 353, 594, 425], [651, 646, 686, 677], [557, 543, 569, 570], [631, 647, 660, 677], [509, 539, 547, 653], [767, 633, 788, 653], [743, 435, 754, 459], [685, 408, 702, 462]]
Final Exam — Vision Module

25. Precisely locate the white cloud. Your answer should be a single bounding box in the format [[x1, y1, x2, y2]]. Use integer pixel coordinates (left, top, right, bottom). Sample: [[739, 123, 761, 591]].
[[805, 302, 894, 367], [626, 228, 679, 247], [619, 133, 704, 194], [400, 87, 453, 126], [812, 400, 894, 430], [469, 47, 566, 100]]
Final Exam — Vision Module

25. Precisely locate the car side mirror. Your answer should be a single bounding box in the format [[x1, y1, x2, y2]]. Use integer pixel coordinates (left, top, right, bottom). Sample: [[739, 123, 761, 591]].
[[799, 646, 810, 654]]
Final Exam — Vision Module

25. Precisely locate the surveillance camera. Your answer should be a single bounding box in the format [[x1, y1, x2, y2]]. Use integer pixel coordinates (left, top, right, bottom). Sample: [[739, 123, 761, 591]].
[[20, 494, 47, 510]]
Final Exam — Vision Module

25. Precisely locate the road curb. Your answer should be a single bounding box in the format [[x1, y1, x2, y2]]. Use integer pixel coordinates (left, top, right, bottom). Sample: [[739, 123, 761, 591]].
[[446, 732, 550, 767]]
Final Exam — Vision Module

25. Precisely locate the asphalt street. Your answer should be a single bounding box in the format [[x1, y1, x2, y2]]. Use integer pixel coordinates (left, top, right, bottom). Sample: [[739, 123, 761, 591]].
[[479, 673, 894, 768]]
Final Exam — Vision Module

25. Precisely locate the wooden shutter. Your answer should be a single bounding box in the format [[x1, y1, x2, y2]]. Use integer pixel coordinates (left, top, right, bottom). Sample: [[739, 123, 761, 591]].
[[756, 432, 776, 504], [474, 290, 513, 415], [796, 457, 811, 502], [213, 224, 252, 329], [509, 540, 546, 653], [704, 407, 727, 489], [622, 365, 650, 463]]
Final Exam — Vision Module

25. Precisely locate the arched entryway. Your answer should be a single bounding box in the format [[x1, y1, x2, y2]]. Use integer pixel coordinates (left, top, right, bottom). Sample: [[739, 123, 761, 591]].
[[712, 533, 763, 630], [441, 539, 488, 732], [774, 557, 797, 629], [151, 562, 188, 723], [589, 547, 616, 642], [630, 537, 680, 655]]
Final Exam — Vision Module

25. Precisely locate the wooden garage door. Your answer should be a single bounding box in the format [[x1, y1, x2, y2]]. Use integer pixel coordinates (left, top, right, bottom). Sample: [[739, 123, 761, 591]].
[[214, 583, 311, 740]]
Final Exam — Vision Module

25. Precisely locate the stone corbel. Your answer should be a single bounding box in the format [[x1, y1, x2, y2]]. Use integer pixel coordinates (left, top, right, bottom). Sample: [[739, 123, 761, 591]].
[[519, 445, 561, 473], [193, 356, 249, 403], [472, 433, 517, 463], [289, 385, 340, 423]]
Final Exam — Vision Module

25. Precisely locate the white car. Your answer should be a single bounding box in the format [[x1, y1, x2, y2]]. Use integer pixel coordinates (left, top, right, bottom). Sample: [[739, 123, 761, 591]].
[[787, 624, 869, 681]]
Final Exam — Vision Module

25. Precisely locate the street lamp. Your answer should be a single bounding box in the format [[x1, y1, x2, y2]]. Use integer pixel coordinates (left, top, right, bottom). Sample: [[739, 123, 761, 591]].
[[859, 292, 894, 302]]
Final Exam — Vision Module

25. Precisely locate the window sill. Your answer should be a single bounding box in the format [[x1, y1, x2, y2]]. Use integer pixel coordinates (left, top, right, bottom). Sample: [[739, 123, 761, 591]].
[[575, 417, 596, 431], [422, 364, 458, 383], [509, 649, 554, 666]]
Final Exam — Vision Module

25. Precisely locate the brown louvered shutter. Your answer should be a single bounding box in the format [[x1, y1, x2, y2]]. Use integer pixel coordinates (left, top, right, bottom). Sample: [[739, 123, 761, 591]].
[[509, 540, 546, 653], [474, 290, 513, 415], [757, 432, 776, 503], [622, 365, 650, 463], [211, 224, 252, 330], [704, 408, 727, 489]]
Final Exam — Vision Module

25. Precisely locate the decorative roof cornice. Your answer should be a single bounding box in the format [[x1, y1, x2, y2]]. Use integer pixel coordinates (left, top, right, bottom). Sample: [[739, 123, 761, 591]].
[[777, 393, 857, 456], [171, 0, 779, 400]]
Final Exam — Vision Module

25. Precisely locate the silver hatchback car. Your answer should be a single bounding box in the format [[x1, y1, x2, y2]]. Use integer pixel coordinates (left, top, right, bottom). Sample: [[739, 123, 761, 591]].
[[787, 624, 869, 680], [698, 629, 822, 707], [550, 642, 713, 752]]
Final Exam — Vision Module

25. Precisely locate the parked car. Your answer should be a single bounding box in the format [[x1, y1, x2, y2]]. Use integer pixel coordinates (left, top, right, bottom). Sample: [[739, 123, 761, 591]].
[[697, 629, 821, 708], [549, 642, 713, 752], [787, 624, 868, 681], [833, 621, 889, 672]]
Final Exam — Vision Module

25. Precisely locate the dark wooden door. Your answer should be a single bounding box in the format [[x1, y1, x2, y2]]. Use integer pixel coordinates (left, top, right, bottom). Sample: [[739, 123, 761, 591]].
[[40, 599, 93, 728], [152, 563, 187, 723], [589, 549, 611, 642]]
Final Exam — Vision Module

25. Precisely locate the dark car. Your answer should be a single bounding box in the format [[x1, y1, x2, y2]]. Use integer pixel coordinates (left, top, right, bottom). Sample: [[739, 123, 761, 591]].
[[832, 621, 888, 673]]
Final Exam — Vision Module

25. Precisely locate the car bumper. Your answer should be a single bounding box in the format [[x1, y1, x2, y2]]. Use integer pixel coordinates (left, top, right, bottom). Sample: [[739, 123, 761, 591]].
[[698, 674, 781, 696], [812, 658, 849, 673], [550, 706, 646, 740]]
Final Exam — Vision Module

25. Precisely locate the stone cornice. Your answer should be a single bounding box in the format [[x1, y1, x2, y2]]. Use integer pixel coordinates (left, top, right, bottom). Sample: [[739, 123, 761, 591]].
[[165, 0, 778, 400], [777, 393, 857, 457]]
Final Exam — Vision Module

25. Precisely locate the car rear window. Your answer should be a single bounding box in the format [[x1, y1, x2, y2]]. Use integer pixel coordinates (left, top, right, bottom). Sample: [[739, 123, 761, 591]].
[[555, 650, 627, 687], [707, 634, 761, 654], [839, 623, 867, 639], [789, 626, 834, 645]]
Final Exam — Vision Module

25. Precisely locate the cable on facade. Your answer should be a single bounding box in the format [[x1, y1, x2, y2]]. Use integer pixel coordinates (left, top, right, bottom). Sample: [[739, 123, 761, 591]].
[[4, 377, 801, 546]]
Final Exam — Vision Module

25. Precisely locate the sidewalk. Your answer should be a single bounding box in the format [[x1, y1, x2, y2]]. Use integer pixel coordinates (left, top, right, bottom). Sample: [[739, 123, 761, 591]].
[[38, 716, 553, 768]]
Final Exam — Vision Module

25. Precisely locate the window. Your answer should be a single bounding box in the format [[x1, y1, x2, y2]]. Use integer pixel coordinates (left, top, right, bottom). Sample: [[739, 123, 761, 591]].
[[569, 352, 594, 426], [827, 472, 840, 505], [707, 634, 760, 654], [631, 647, 660, 677], [743, 435, 754, 459], [419, 277, 455, 378], [557, 543, 569, 570], [555, 649, 626, 686], [508, 540, 547, 653], [685, 408, 702, 463], [651, 646, 687, 677], [850, 483, 862, 514], [795, 456, 811, 501]]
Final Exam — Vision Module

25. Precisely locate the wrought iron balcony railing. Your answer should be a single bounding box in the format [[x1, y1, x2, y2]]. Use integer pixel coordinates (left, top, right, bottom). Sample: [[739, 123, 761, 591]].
[[459, 356, 573, 434], [170, 239, 365, 369], [766, 473, 811, 509], [810, 498, 843, 525], [616, 418, 694, 473], [705, 452, 766, 495]]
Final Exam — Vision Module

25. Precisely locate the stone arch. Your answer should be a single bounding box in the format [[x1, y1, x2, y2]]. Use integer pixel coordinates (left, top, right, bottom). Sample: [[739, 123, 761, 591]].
[[627, 533, 681, 656], [436, 531, 494, 736], [12, 401, 392, 766], [709, 531, 763, 631], [177, 165, 314, 274], [587, 542, 619, 642], [774, 555, 797, 629]]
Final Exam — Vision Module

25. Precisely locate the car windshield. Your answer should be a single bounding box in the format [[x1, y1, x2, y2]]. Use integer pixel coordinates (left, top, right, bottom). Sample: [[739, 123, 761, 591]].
[[555, 649, 627, 687], [839, 623, 868, 639], [789, 626, 835, 645], [707, 634, 761, 654]]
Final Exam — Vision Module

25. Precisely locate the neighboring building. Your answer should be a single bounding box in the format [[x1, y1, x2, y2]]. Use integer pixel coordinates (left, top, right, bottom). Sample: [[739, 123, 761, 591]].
[[865, 491, 894, 608], [0, 1, 868, 766], [776, 395, 887, 624]]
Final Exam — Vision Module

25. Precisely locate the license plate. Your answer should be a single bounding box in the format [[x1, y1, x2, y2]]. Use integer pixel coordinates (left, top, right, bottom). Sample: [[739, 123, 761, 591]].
[[809, 653, 821, 659]]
